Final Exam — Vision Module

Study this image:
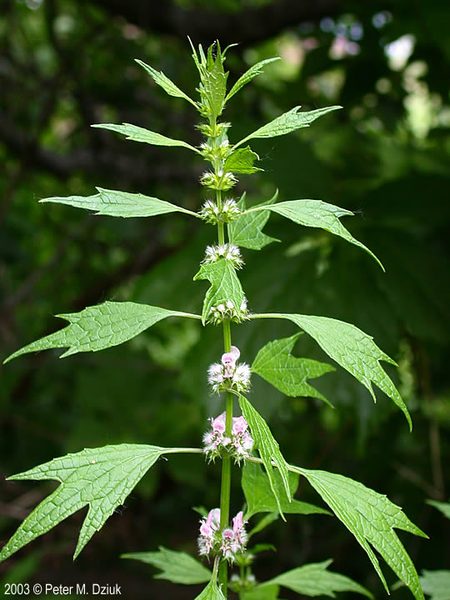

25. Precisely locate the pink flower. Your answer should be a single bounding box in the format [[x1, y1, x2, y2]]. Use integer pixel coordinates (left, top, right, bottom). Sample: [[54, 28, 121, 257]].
[[198, 508, 221, 556], [212, 413, 226, 433], [232, 416, 247, 435], [203, 413, 254, 463], [220, 511, 248, 561], [207, 346, 251, 393]]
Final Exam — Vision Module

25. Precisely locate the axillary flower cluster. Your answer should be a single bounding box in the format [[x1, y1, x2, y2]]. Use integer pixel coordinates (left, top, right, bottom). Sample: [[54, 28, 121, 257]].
[[198, 509, 248, 563], [199, 345, 253, 560], [207, 346, 251, 395]]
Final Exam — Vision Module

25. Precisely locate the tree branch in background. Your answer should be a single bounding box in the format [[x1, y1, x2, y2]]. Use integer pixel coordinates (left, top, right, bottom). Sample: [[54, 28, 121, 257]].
[[85, 0, 340, 45]]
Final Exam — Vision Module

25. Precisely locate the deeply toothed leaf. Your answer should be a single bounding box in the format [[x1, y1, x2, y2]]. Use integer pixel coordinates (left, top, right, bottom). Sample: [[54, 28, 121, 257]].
[[135, 59, 197, 107], [252, 334, 334, 405], [41, 188, 198, 218], [4, 302, 198, 363], [92, 123, 199, 153], [0, 445, 167, 561], [226, 57, 280, 100], [251, 199, 383, 269], [252, 313, 412, 429], [236, 106, 341, 146], [290, 466, 426, 599]]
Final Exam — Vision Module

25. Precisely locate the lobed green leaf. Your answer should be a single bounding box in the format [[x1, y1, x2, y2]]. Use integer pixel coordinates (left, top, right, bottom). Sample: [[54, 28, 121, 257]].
[[192, 41, 228, 120], [4, 302, 200, 363], [0, 445, 167, 561], [228, 193, 279, 250], [41, 188, 198, 219], [238, 394, 291, 516], [122, 546, 211, 585], [223, 146, 261, 174], [262, 559, 373, 598], [226, 57, 280, 101], [242, 462, 330, 519], [250, 199, 383, 269], [290, 466, 427, 599], [236, 105, 341, 147], [135, 59, 197, 107], [251, 313, 412, 429], [252, 334, 334, 406], [194, 259, 246, 324], [92, 123, 199, 153]]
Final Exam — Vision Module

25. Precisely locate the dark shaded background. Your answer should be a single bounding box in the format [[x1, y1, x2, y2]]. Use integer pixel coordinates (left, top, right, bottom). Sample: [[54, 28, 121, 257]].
[[1, 0, 449, 598]]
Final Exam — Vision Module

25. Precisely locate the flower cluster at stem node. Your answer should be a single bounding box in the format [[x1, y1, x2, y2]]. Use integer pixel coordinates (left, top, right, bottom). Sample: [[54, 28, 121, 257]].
[[208, 298, 249, 324], [200, 170, 237, 191], [203, 412, 254, 463], [208, 346, 251, 393], [203, 243, 244, 269], [198, 508, 248, 562], [199, 198, 241, 224]]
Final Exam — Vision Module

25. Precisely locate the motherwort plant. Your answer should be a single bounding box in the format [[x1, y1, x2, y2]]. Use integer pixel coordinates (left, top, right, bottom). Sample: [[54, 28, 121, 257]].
[[1, 42, 427, 599]]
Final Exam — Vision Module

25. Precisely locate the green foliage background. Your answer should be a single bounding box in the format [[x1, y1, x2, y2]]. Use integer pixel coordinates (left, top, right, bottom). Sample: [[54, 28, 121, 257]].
[[1, 0, 449, 597]]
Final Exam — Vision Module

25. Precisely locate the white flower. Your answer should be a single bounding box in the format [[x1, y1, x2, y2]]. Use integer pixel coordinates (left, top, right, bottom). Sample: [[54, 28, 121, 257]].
[[221, 198, 240, 220], [199, 198, 241, 224], [203, 244, 244, 269], [208, 296, 249, 324], [232, 364, 251, 392]]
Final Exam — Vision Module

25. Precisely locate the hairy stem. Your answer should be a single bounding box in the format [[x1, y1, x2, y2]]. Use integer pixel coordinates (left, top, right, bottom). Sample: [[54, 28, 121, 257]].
[[207, 123, 234, 594]]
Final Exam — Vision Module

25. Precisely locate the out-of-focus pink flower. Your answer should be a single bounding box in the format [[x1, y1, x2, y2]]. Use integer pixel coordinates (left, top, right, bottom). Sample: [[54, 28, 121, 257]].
[[330, 35, 360, 59]]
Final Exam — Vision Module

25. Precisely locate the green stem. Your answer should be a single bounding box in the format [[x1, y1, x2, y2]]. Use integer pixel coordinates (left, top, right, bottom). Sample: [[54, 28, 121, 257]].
[[208, 116, 234, 596], [218, 187, 232, 596]]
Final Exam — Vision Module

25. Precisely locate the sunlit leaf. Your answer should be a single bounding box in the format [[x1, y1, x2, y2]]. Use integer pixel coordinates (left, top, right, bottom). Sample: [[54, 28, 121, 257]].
[[41, 188, 198, 218], [135, 59, 197, 107], [92, 123, 199, 153], [226, 57, 280, 100], [236, 106, 341, 147]]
